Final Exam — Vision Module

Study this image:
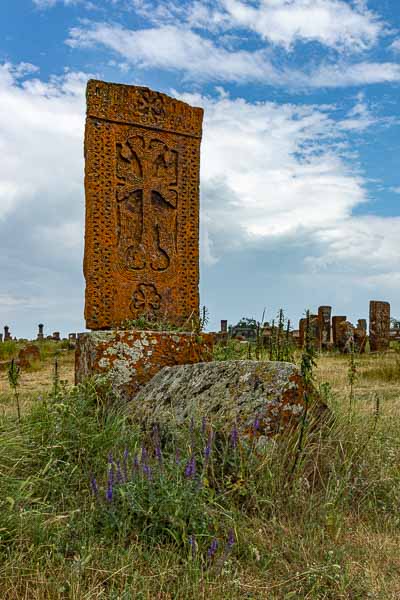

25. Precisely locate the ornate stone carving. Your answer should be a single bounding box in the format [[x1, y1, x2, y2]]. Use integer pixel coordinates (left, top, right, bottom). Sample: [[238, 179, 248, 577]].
[[369, 301, 390, 352], [84, 80, 203, 329]]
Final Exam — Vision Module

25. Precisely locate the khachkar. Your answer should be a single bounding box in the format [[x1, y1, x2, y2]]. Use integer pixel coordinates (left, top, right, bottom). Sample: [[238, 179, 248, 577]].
[[84, 79, 203, 329], [318, 306, 331, 349], [369, 301, 390, 352], [77, 81, 213, 397]]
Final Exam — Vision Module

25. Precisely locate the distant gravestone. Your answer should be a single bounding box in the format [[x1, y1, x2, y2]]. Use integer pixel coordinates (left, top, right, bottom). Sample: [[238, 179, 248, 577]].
[[84, 80, 203, 329], [369, 301, 390, 352], [318, 306, 332, 348], [332, 316, 346, 348], [4, 326, 12, 342], [37, 323, 44, 341]]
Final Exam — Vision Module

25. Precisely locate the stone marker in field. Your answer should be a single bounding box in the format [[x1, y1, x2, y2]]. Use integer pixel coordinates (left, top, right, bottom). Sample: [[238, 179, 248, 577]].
[[84, 79, 203, 330], [76, 80, 213, 394], [369, 301, 390, 352], [318, 306, 332, 349], [37, 323, 44, 341], [220, 320, 228, 334], [4, 326, 12, 342], [332, 316, 346, 348]]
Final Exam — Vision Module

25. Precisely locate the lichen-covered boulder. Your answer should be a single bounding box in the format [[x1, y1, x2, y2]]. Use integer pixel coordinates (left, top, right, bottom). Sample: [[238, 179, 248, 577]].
[[129, 360, 326, 438]]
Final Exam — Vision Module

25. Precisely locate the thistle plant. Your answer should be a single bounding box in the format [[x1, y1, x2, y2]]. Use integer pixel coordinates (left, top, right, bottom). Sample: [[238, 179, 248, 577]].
[[8, 358, 21, 424]]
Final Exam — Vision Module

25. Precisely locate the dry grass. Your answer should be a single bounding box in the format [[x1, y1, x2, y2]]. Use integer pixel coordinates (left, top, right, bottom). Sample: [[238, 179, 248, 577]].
[[1, 348, 400, 598], [0, 349, 75, 416]]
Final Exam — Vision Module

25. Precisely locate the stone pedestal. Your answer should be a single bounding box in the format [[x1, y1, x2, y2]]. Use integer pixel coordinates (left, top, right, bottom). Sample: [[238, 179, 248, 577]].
[[75, 330, 214, 399]]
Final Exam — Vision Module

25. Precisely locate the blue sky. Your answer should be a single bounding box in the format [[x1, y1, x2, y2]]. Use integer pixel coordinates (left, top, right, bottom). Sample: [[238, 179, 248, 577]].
[[0, 0, 399, 337]]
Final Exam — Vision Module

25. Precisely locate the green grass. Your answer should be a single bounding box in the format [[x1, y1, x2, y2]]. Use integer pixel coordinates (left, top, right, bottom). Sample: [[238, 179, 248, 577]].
[[1, 351, 400, 598]]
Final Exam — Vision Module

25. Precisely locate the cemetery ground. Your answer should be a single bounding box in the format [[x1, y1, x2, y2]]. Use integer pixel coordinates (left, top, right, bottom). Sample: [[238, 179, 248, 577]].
[[1, 343, 400, 599]]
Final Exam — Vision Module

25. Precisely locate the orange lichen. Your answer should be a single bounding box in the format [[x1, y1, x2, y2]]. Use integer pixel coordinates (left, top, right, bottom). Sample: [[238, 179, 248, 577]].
[[75, 330, 214, 398]]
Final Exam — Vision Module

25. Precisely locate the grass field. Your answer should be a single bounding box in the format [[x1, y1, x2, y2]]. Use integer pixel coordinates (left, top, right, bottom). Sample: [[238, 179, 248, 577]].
[[1, 344, 400, 599]]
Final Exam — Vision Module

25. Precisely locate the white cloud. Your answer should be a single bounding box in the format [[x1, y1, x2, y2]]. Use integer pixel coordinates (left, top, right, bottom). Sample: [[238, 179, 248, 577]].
[[220, 0, 383, 51], [178, 93, 366, 262], [67, 24, 277, 83], [67, 23, 400, 88], [33, 0, 81, 7], [391, 39, 400, 52], [130, 0, 384, 52], [391, 187, 400, 194], [0, 63, 87, 335], [303, 60, 400, 88]]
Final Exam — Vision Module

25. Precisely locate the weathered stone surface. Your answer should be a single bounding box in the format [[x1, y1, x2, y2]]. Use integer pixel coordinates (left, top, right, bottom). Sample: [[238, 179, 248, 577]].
[[129, 360, 326, 438], [4, 326, 12, 342], [336, 321, 355, 353], [75, 330, 214, 398], [332, 316, 346, 348], [369, 301, 390, 352], [318, 306, 331, 348], [354, 324, 367, 353], [84, 80, 203, 330], [18, 344, 41, 368]]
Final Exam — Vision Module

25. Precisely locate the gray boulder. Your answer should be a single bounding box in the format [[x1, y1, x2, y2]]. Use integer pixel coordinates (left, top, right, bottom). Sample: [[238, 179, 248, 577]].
[[129, 360, 326, 438]]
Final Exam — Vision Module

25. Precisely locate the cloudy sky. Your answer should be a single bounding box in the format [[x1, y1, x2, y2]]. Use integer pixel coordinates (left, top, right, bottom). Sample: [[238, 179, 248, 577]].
[[1, 0, 400, 337]]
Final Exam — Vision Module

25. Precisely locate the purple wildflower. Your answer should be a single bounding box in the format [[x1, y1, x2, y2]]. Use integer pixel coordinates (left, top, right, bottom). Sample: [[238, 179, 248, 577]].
[[230, 424, 239, 449], [201, 416, 207, 435], [253, 415, 261, 436], [227, 529, 235, 549], [175, 448, 181, 465], [184, 455, 196, 479], [90, 476, 99, 498], [207, 538, 218, 559], [141, 446, 148, 463], [204, 431, 214, 462], [142, 464, 152, 481], [155, 444, 163, 465], [106, 475, 113, 503]]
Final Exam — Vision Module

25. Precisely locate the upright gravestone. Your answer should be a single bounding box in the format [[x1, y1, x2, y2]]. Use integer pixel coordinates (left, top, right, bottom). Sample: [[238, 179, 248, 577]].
[[37, 324, 44, 341], [84, 79, 203, 329], [318, 306, 332, 349], [76, 81, 213, 397], [369, 301, 390, 352], [4, 326, 11, 342], [220, 320, 228, 334], [332, 316, 346, 348]]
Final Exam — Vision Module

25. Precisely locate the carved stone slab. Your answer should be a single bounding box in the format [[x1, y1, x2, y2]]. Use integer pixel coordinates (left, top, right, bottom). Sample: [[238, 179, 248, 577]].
[[84, 80, 203, 329], [369, 300, 390, 352]]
